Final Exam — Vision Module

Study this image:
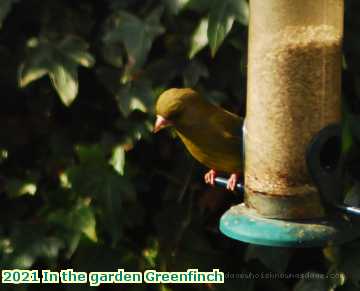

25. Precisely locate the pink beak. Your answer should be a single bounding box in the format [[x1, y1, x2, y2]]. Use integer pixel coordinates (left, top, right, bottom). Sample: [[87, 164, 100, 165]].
[[153, 115, 172, 133]]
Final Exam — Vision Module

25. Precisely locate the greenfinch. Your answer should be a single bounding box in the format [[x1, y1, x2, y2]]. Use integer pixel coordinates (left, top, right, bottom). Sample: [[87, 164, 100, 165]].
[[154, 88, 243, 191]]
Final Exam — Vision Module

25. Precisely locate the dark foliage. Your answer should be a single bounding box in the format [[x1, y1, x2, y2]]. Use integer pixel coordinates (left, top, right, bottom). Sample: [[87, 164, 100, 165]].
[[0, 0, 360, 290]]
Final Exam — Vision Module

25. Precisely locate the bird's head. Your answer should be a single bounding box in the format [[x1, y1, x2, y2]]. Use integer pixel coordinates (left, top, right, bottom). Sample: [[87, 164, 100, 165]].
[[154, 88, 201, 133]]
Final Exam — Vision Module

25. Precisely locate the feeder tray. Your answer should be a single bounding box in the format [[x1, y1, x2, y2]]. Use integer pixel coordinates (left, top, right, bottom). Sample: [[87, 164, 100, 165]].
[[220, 203, 360, 247], [216, 125, 360, 247]]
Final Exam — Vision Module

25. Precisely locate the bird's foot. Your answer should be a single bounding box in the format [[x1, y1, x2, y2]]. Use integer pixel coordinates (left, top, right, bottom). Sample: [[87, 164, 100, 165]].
[[227, 173, 240, 191], [204, 169, 217, 186]]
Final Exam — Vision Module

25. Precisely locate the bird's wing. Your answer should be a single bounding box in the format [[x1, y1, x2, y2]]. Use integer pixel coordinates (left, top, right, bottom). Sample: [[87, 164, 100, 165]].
[[209, 106, 243, 140], [175, 102, 244, 173], [204, 106, 244, 172]]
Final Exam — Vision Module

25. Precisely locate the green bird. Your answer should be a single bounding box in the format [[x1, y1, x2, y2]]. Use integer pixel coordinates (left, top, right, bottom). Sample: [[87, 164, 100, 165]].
[[154, 88, 243, 191]]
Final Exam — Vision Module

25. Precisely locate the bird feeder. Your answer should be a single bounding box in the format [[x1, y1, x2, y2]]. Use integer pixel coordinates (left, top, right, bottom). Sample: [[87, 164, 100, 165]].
[[218, 0, 360, 247]]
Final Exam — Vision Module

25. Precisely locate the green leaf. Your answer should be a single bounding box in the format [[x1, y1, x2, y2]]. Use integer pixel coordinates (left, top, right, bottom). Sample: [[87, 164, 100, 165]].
[[231, 0, 249, 26], [102, 8, 164, 74], [142, 239, 159, 268], [162, 0, 190, 14], [76, 206, 97, 242], [59, 36, 95, 68], [344, 181, 360, 206], [207, 0, 249, 57], [185, 0, 211, 12], [75, 144, 106, 165], [66, 144, 137, 243], [110, 145, 126, 175], [49, 60, 79, 107], [67, 145, 115, 197], [0, 148, 8, 163], [208, 0, 235, 57], [1, 224, 63, 269], [18, 64, 48, 88], [6, 179, 37, 198], [19, 36, 94, 106], [47, 203, 98, 242], [66, 168, 127, 243], [115, 117, 153, 146], [101, 174, 126, 242], [68, 165, 136, 243], [18, 39, 53, 88], [189, 18, 208, 59], [115, 80, 155, 117], [0, 0, 19, 29], [101, 43, 125, 68]]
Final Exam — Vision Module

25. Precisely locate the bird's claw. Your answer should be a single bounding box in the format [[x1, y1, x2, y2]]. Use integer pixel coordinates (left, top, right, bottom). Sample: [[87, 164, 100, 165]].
[[227, 173, 240, 192], [204, 169, 217, 186]]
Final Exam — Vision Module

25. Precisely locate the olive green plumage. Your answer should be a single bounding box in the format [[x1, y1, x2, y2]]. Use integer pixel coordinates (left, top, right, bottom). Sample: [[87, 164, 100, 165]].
[[155, 88, 243, 173]]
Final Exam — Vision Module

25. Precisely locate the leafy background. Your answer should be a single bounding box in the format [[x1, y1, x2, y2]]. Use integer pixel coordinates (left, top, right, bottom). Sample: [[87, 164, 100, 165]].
[[0, 0, 360, 290]]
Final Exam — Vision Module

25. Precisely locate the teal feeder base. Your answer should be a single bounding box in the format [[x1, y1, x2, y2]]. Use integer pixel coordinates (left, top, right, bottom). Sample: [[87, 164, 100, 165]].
[[220, 203, 360, 247]]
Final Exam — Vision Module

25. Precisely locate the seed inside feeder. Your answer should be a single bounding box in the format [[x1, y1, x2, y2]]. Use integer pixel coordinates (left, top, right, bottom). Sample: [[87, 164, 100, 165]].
[[245, 25, 342, 197]]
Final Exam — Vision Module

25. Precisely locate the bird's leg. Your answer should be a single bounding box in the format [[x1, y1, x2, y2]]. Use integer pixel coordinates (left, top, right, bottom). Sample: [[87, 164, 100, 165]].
[[204, 169, 217, 186], [227, 173, 240, 191]]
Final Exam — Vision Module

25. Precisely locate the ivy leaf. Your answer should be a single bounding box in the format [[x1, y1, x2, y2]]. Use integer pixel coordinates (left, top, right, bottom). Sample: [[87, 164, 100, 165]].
[[59, 36, 95, 68], [101, 43, 125, 68], [47, 203, 98, 243], [0, 0, 19, 29], [115, 80, 155, 117], [189, 18, 208, 59], [18, 36, 95, 106], [67, 166, 136, 243], [18, 38, 53, 88], [75, 144, 106, 165], [66, 145, 118, 198], [185, 0, 211, 13], [110, 145, 126, 176], [208, 0, 234, 57], [6, 178, 37, 198], [65, 144, 136, 243], [49, 59, 78, 106], [0, 148, 8, 164], [162, 0, 190, 14], [344, 181, 360, 206], [232, 0, 249, 26], [208, 0, 248, 57], [115, 117, 153, 146], [100, 173, 127, 243], [74, 206, 97, 243], [0, 224, 63, 269], [102, 8, 164, 76]]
